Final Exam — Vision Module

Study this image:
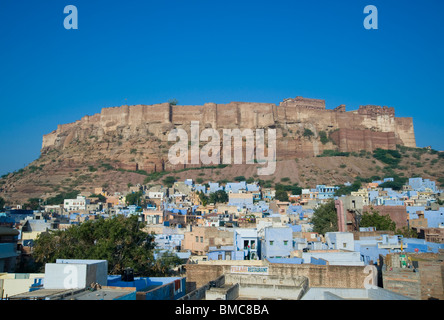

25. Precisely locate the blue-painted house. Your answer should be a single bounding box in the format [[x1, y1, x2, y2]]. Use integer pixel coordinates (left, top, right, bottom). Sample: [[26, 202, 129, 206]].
[[225, 182, 247, 193], [315, 185, 339, 200], [233, 228, 260, 260], [409, 177, 436, 192], [261, 226, 293, 260], [207, 245, 235, 261], [424, 208, 444, 228]]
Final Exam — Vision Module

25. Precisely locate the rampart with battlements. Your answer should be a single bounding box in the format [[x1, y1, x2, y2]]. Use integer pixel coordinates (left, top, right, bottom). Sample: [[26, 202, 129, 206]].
[[41, 97, 416, 173]]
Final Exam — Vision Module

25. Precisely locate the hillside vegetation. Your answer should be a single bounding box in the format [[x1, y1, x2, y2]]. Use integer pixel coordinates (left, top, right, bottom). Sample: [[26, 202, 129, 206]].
[[0, 145, 443, 207]]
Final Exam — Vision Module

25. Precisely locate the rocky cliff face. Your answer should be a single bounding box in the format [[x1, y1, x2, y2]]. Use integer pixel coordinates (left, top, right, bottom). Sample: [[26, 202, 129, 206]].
[[40, 97, 416, 173]]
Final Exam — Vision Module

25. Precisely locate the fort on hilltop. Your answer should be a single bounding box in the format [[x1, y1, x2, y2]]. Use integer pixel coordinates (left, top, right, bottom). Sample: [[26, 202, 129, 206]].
[[41, 96, 416, 173]]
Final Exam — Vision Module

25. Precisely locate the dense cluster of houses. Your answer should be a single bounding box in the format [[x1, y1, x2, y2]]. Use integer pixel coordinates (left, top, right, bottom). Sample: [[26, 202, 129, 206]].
[[1, 175, 444, 300], [1, 176, 443, 273]]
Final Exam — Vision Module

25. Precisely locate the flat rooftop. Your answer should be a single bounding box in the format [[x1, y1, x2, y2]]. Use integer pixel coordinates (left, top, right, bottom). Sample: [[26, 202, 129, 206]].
[[9, 288, 85, 300], [8, 286, 136, 300], [62, 287, 135, 300]]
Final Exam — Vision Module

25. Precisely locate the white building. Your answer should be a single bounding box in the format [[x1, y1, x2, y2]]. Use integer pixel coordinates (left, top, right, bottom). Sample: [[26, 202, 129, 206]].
[[64, 196, 90, 212], [148, 192, 164, 200], [44, 259, 108, 290], [325, 232, 355, 251]]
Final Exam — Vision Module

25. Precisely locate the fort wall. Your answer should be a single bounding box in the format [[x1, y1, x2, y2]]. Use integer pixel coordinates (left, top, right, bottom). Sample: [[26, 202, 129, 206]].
[[41, 97, 416, 165]]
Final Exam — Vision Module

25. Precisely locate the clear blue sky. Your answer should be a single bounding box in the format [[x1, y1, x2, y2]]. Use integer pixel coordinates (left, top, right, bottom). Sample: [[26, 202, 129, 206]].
[[0, 0, 443, 176]]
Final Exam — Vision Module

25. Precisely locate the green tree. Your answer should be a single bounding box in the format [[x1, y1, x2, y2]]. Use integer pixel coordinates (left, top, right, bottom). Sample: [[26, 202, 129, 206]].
[[198, 191, 209, 206], [32, 215, 164, 275], [335, 179, 362, 196], [319, 131, 329, 144], [152, 251, 184, 276], [275, 189, 289, 202], [396, 226, 418, 238], [209, 190, 229, 204], [168, 98, 179, 105], [125, 191, 143, 206], [377, 175, 408, 191], [196, 177, 204, 184], [162, 176, 176, 188], [257, 179, 273, 188], [90, 193, 107, 202], [311, 200, 338, 235], [360, 207, 396, 232], [246, 177, 255, 184], [303, 128, 314, 138], [372, 148, 402, 167], [275, 182, 302, 196], [23, 198, 41, 210], [0, 197, 5, 210], [45, 190, 80, 205]]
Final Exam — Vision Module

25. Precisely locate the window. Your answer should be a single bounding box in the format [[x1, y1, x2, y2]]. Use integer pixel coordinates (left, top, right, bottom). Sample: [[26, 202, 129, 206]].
[[195, 236, 198, 242], [200, 236, 203, 243], [284, 240, 288, 245], [269, 241, 274, 245]]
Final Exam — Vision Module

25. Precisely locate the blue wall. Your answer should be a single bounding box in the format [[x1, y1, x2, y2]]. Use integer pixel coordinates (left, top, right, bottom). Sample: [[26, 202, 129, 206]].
[[267, 257, 303, 264], [424, 209, 444, 228], [143, 278, 186, 300], [208, 249, 233, 261], [355, 243, 390, 264], [107, 276, 186, 300], [114, 291, 137, 300], [403, 238, 444, 253], [262, 227, 293, 259], [310, 257, 327, 265]]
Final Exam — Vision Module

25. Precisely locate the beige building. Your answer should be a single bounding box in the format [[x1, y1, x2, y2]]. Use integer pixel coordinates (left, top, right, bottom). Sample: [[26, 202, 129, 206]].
[[228, 193, 253, 205], [0, 273, 44, 298], [143, 209, 163, 225], [409, 211, 428, 230], [351, 188, 370, 206], [183, 226, 233, 255], [216, 204, 239, 215]]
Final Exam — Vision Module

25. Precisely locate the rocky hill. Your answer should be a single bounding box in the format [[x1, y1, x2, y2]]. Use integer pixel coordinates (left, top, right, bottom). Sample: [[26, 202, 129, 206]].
[[1, 97, 441, 206], [39, 96, 416, 172]]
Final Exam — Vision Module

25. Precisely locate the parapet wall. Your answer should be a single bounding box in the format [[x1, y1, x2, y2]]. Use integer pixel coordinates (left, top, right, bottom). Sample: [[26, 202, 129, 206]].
[[280, 96, 326, 110], [358, 105, 395, 117], [185, 262, 372, 290]]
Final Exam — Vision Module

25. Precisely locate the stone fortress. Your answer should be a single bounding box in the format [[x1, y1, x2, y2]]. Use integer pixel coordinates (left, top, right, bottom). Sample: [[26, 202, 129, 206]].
[[41, 96, 416, 174]]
